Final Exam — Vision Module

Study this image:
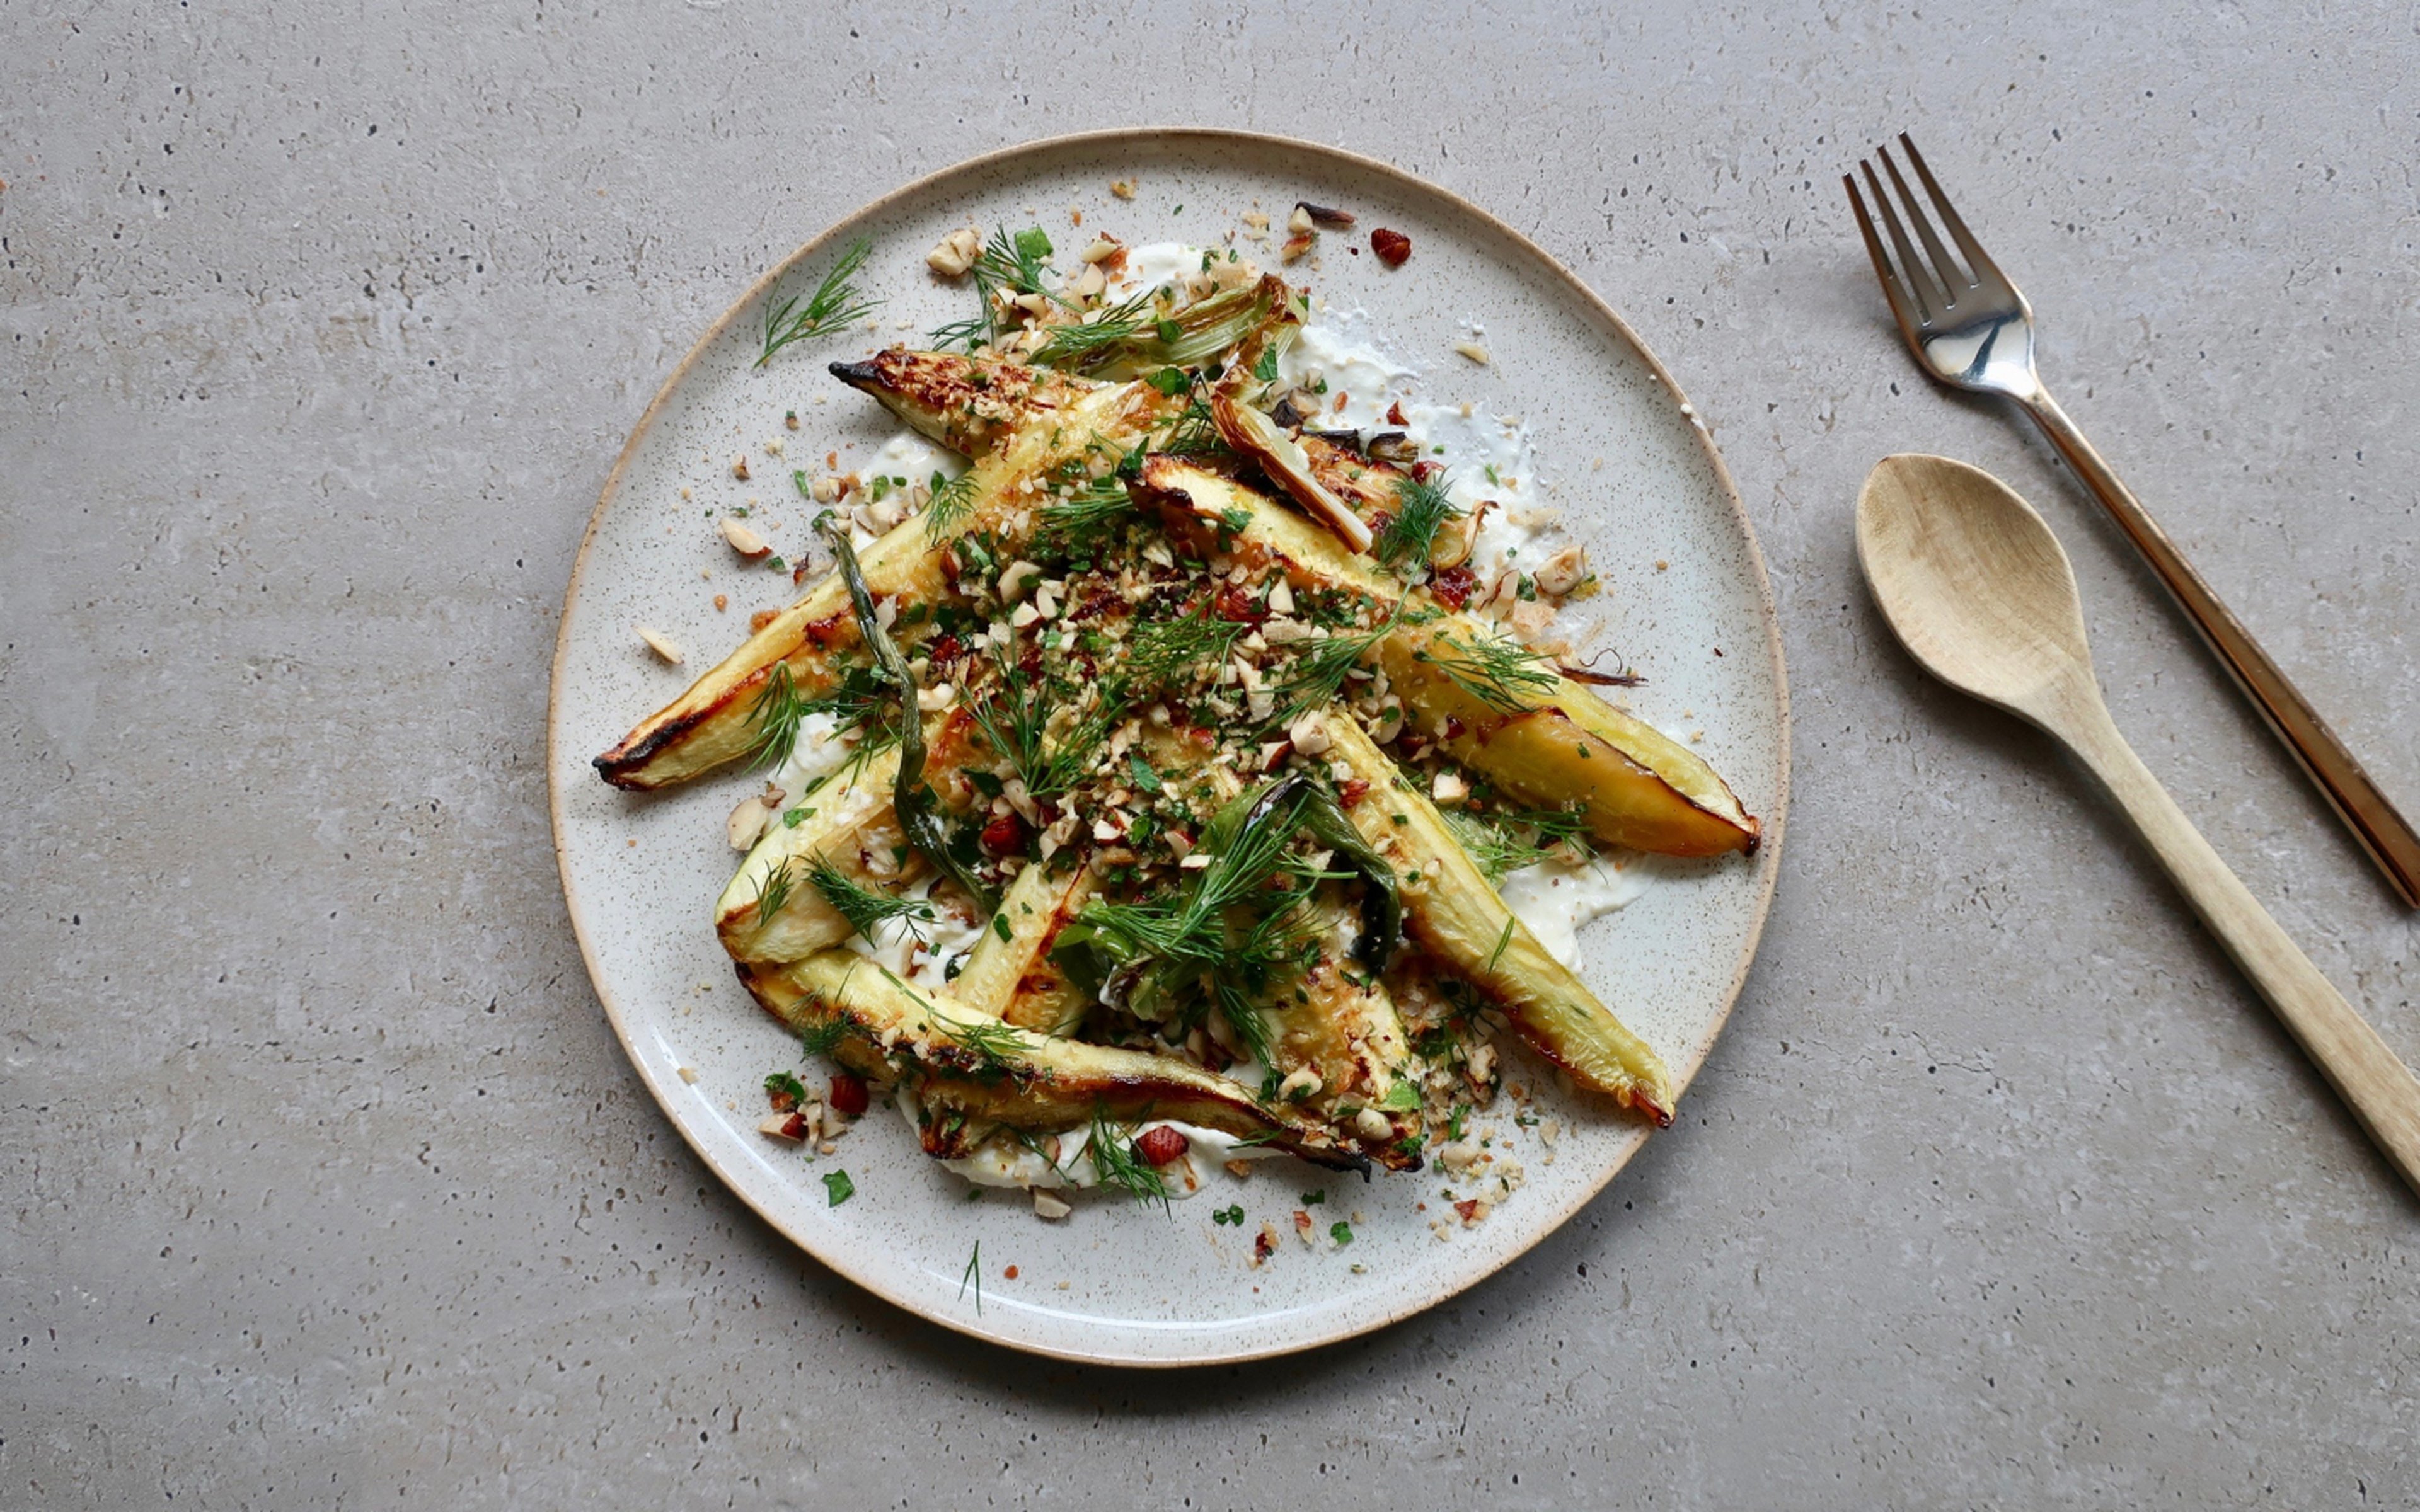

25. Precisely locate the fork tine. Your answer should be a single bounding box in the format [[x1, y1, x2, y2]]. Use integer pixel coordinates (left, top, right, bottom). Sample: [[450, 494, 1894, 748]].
[[1877, 144, 1971, 307], [1860, 160, 1943, 325], [1843, 173, 1924, 342], [1897, 134, 2013, 298]]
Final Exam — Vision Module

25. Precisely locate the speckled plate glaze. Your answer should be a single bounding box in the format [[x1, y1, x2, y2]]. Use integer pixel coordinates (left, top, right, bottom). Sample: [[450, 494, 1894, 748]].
[[548, 129, 1789, 1366]]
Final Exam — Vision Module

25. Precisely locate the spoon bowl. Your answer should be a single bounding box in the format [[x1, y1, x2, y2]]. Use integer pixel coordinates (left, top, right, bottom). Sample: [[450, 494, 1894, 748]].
[[1854, 454, 2420, 1198], [1855, 453, 2094, 726]]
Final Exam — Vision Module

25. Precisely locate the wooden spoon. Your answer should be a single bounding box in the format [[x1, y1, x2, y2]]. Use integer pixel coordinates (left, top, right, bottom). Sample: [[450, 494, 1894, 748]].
[[1856, 453, 2420, 1195]]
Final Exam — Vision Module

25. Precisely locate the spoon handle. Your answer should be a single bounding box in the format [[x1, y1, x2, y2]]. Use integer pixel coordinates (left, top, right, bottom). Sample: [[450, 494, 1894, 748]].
[[2022, 391, 2420, 910], [2065, 703, 2420, 1194]]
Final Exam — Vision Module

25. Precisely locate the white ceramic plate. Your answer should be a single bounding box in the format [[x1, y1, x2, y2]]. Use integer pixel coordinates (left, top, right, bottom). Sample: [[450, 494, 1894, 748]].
[[548, 130, 1788, 1365]]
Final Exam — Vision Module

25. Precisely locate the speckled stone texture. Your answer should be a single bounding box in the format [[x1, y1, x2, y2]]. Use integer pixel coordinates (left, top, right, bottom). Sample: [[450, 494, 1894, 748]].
[[4, 3, 2415, 1506]]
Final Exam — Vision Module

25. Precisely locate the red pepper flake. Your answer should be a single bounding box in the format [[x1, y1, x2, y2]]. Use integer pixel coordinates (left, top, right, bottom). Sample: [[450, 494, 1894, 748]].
[[1430, 566, 1476, 610], [1370, 227, 1412, 267], [1443, 716, 1466, 741], [1003, 1264, 1019, 1280], [1454, 1198, 1482, 1223], [1411, 460, 1444, 485], [979, 813, 1027, 857], [1213, 583, 1267, 624], [1385, 401, 1407, 427], [1134, 1125, 1189, 1166], [779, 1111, 810, 1141], [827, 1073, 870, 1116], [1337, 777, 1372, 810], [1254, 1228, 1277, 1262]]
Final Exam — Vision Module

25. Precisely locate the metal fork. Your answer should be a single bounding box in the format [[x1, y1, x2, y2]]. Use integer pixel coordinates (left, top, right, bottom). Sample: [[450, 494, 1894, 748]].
[[1846, 134, 2420, 909]]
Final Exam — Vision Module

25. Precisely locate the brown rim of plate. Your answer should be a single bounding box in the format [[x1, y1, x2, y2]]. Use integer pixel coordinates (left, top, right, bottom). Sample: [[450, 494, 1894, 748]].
[[544, 127, 1792, 1367]]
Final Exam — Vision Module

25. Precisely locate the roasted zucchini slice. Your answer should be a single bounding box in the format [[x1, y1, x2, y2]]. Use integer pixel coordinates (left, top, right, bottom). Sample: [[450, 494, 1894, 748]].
[[950, 860, 1097, 1033], [1131, 457, 1758, 857], [1318, 711, 1675, 1121], [594, 377, 1177, 791], [734, 950, 1375, 1172]]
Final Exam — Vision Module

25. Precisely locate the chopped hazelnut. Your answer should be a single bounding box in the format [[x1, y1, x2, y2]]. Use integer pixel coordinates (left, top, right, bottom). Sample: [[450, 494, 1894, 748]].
[[636, 626, 684, 665], [1533, 544, 1590, 598], [1454, 340, 1491, 366], [719, 517, 771, 557], [925, 227, 982, 277], [730, 455, 751, 481], [1032, 1188, 1073, 1221], [727, 795, 771, 850]]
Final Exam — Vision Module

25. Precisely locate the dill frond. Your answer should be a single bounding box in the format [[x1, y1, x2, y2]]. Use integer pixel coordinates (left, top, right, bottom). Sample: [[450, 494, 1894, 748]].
[[1033, 472, 1132, 553], [919, 469, 980, 543], [1158, 396, 1225, 456], [754, 857, 797, 927], [1443, 805, 1595, 883], [1264, 607, 1396, 730], [1028, 285, 1161, 369], [798, 1017, 854, 1057], [1371, 472, 1463, 576], [1129, 605, 1246, 689], [930, 226, 1058, 350], [758, 238, 879, 367], [1483, 917, 1516, 975], [747, 662, 814, 769], [967, 656, 1121, 801], [1085, 1106, 1173, 1210], [805, 856, 935, 944], [1424, 626, 1559, 713]]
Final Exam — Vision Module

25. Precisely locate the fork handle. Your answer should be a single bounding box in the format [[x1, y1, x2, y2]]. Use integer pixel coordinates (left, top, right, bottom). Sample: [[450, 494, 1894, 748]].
[[2062, 699, 2420, 1196], [2021, 389, 2420, 910]]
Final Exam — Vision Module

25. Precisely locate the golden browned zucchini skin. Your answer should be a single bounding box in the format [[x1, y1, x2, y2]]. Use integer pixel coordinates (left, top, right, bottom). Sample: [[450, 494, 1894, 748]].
[[828, 350, 1102, 456], [1131, 457, 1757, 857], [594, 379, 1176, 791], [734, 951, 1380, 1172], [1320, 713, 1674, 1120], [951, 861, 1098, 1033], [1374, 622, 1760, 858]]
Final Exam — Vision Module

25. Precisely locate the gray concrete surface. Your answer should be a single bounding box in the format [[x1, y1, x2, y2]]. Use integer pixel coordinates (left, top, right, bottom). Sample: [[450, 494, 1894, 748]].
[[6, 2, 2417, 1506]]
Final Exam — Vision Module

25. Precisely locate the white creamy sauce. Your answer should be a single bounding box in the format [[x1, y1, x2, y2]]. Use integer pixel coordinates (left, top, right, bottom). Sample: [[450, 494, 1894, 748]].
[[1110, 239, 1207, 298], [1281, 307, 1420, 427], [1276, 302, 1559, 588], [769, 710, 860, 798], [839, 874, 989, 986], [865, 430, 964, 491], [1497, 851, 1653, 971], [920, 1099, 1264, 1198]]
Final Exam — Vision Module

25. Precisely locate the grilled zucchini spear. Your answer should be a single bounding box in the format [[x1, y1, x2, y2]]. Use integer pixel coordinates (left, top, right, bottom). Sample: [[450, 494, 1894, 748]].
[[1318, 712, 1675, 1120], [735, 950, 1376, 1172], [1133, 457, 1760, 857], [593, 376, 1180, 791]]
